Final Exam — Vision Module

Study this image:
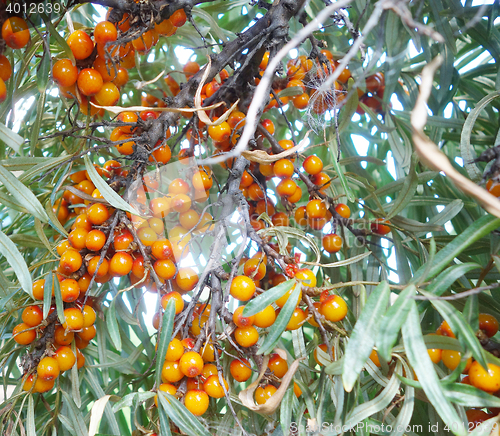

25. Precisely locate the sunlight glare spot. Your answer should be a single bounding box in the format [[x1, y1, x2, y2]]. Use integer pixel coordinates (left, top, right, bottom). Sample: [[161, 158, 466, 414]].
[[175, 46, 195, 64], [443, 102, 453, 118], [386, 151, 397, 180]]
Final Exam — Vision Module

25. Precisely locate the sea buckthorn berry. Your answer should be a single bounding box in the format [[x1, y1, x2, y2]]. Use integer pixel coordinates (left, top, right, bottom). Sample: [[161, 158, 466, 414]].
[[59, 249, 83, 275], [86, 229, 106, 251], [161, 360, 184, 383], [155, 18, 177, 36], [2, 17, 30, 49], [0, 77, 6, 103], [276, 178, 298, 198], [165, 338, 184, 361], [13, 323, 36, 345], [190, 315, 208, 336], [273, 159, 295, 179], [60, 279, 80, 303], [179, 351, 204, 377], [253, 305, 276, 328], [67, 30, 93, 60], [208, 121, 231, 142], [95, 82, 120, 106], [366, 72, 384, 93], [192, 171, 213, 191], [131, 29, 156, 53], [150, 144, 172, 164], [369, 349, 381, 367], [286, 308, 307, 330], [113, 67, 129, 88], [233, 306, 255, 327], [87, 256, 109, 278], [76, 349, 85, 369], [323, 233, 343, 253], [268, 354, 288, 378], [295, 268, 317, 288], [335, 203, 351, 219], [201, 363, 218, 379], [161, 291, 184, 314], [293, 93, 309, 110], [437, 320, 455, 338], [68, 227, 89, 250], [234, 326, 259, 347], [243, 258, 266, 281], [204, 374, 229, 398], [469, 361, 500, 393], [201, 342, 218, 362], [184, 390, 209, 416], [294, 206, 307, 226], [466, 409, 494, 430], [78, 325, 96, 341], [37, 356, 60, 382], [314, 343, 331, 366], [287, 185, 302, 203], [82, 305, 96, 328], [275, 286, 301, 308], [87, 203, 110, 225], [230, 275, 256, 301], [93, 56, 117, 82], [479, 313, 499, 338], [52, 59, 78, 87], [109, 252, 133, 276], [255, 384, 277, 405], [78, 68, 104, 96], [230, 358, 252, 382], [371, 218, 391, 235], [261, 119, 275, 135], [56, 240, 71, 256], [63, 307, 84, 331], [54, 326, 74, 346], [259, 52, 270, 70], [151, 239, 173, 260], [169, 8, 187, 27], [74, 213, 93, 231], [179, 209, 200, 230], [78, 273, 92, 294], [306, 199, 326, 219], [240, 171, 254, 188], [182, 337, 195, 350], [486, 179, 500, 197], [172, 194, 192, 213], [22, 306, 43, 327], [155, 382, 177, 407], [248, 183, 265, 201], [311, 172, 331, 191], [183, 61, 200, 77], [55, 346, 76, 372], [113, 231, 133, 251], [320, 295, 348, 322], [441, 349, 472, 372], [228, 110, 246, 129], [303, 155, 323, 175], [94, 21, 117, 45], [176, 268, 199, 292], [168, 178, 190, 195]]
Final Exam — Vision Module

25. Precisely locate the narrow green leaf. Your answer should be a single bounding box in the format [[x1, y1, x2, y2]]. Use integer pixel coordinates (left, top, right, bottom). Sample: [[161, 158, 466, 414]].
[[84, 155, 141, 217], [107, 298, 122, 350], [0, 122, 23, 153], [43, 272, 53, 320], [402, 303, 467, 436], [342, 281, 390, 391], [328, 132, 355, 202], [61, 391, 89, 436], [155, 299, 176, 388], [377, 285, 416, 362], [45, 200, 69, 237], [337, 78, 359, 133], [54, 277, 65, 325], [0, 229, 32, 296], [463, 294, 479, 333], [257, 283, 301, 355], [0, 165, 49, 222], [387, 154, 419, 219], [280, 386, 294, 436], [27, 395, 36, 436], [443, 383, 500, 408], [34, 218, 57, 256], [112, 392, 155, 412], [159, 393, 212, 436], [412, 215, 500, 283], [42, 14, 75, 63], [242, 279, 295, 317], [37, 47, 50, 93], [157, 394, 173, 436]]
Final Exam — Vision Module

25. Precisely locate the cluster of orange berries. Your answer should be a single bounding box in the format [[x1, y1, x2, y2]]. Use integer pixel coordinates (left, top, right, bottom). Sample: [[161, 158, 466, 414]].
[[52, 8, 187, 116], [0, 16, 31, 102], [12, 281, 93, 393], [356, 72, 386, 115]]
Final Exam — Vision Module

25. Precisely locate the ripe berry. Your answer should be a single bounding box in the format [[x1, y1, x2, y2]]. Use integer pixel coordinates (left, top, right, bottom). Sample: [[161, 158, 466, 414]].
[[62, 307, 85, 331], [87, 203, 110, 225], [0, 78, 6, 103], [155, 383, 177, 407], [184, 389, 209, 416], [268, 354, 288, 378], [161, 360, 184, 383], [165, 338, 184, 362], [323, 233, 343, 253], [37, 356, 60, 381], [203, 374, 229, 398], [437, 320, 455, 338], [52, 59, 78, 87], [243, 258, 266, 281], [255, 384, 277, 405], [306, 199, 326, 219], [230, 358, 252, 382], [183, 61, 200, 77], [287, 186, 303, 203], [153, 258, 176, 279], [469, 361, 500, 393], [294, 206, 307, 226], [441, 349, 472, 372], [234, 326, 259, 347], [78, 68, 104, 96], [161, 291, 184, 314], [479, 313, 499, 338], [208, 121, 231, 142], [68, 227, 89, 250], [276, 178, 298, 198], [155, 19, 177, 36], [87, 256, 109, 278], [286, 308, 307, 330], [176, 268, 199, 292], [169, 9, 187, 27], [320, 295, 348, 322], [86, 229, 106, 251], [201, 363, 218, 379], [295, 268, 317, 287], [82, 305, 96, 327], [60, 279, 81, 302], [13, 323, 36, 345], [22, 306, 43, 327], [314, 344, 330, 366], [67, 30, 94, 60], [78, 325, 97, 341], [94, 21, 117, 45], [2, 17, 30, 49], [303, 155, 323, 175], [131, 29, 156, 53], [55, 346, 76, 371], [253, 305, 276, 328], [335, 203, 351, 219], [230, 275, 256, 301], [273, 159, 295, 179], [371, 218, 391, 235], [275, 286, 301, 308], [54, 326, 74, 346], [95, 82, 120, 106], [466, 409, 494, 430], [109, 252, 133, 276], [233, 306, 255, 327], [59, 249, 83, 275]]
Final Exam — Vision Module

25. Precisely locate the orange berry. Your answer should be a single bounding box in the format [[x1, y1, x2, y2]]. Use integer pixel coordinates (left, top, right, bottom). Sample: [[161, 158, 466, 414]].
[[469, 361, 500, 393], [286, 308, 307, 330], [22, 306, 43, 327], [275, 286, 301, 308], [87, 203, 110, 225], [273, 159, 295, 179], [68, 227, 89, 250], [203, 374, 228, 398], [268, 354, 288, 378], [0, 77, 6, 103], [78, 325, 96, 341], [184, 389, 209, 416], [78, 273, 92, 294], [87, 256, 109, 278], [306, 199, 327, 219], [335, 203, 351, 219], [67, 30, 94, 60], [303, 155, 323, 175], [179, 351, 204, 378], [94, 82, 120, 106], [165, 338, 184, 361], [233, 306, 255, 327], [253, 305, 276, 328], [294, 206, 307, 226], [131, 29, 156, 53], [169, 9, 187, 27], [60, 279, 81, 303], [161, 360, 184, 383], [234, 326, 259, 347], [255, 384, 277, 404], [59, 249, 83, 275], [54, 326, 74, 346], [441, 349, 472, 372], [37, 356, 60, 381], [94, 21, 117, 45], [276, 178, 298, 198], [2, 17, 30, 49], [13, 323, 36, 345], [82, 305, 96, 327], [438, 320, 455, 338], [109, 252, 133, 276], [323, 233, 343, 253], [86, 229, 106, 251], [466, 409, 494, 430], [175, 268, 199, 292], [314, 343, 330, 366], [230, 275, 256, 301], [52, 59, 78, 87], [155, 19, 177, 36], [62, 307, 84, 331], [55, 346, 76, 372], [479, 313, 499, 338], [208, 121, 231, 142], [230, 358, 252, 382], [161, 291, 184, 314], [320, 295, 348, 322], [243, 258, 266, 281], [371, 218, 391, 235], [183, 61, 200, 77], [78, 68, 104, 97], [151, 239, 174, 260], [154, 259, 176, 280]]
